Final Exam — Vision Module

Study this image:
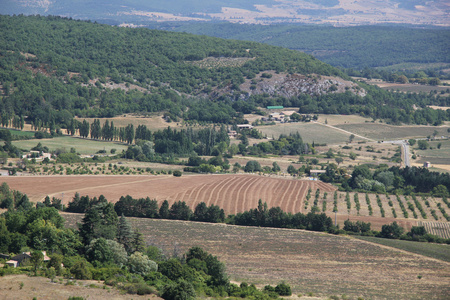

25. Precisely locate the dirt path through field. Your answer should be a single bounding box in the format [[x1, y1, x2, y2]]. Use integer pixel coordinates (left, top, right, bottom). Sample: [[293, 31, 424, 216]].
[[312, 120, 376, 142]]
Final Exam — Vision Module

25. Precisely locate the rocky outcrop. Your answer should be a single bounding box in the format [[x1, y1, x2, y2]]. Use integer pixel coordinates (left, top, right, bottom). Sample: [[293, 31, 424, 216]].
[[239, 72, 366, 98]]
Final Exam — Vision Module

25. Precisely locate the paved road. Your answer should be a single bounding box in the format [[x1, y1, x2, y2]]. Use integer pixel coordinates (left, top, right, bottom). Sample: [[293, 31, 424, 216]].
[[383, 140, 410, 167]]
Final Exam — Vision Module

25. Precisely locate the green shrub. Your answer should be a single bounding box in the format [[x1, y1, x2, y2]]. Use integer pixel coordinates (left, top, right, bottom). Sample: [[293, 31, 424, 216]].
[[275, 282, 292, 296], [161, 280, 196, 300]]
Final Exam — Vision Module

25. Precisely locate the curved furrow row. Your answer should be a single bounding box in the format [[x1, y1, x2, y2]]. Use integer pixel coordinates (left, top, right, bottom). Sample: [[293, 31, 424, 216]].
[[188, 182, 211, 209], [209, 175, 238, 208], [225, 176, 248, 214], [298, 181, 310, 213], [204, 176, 234, 207], [290, 181, 305, 213], [272, 179, 289, 209], [239, 176, 260, 214], [258, 177, 278, 208], [278, 180, 294, 212], [169, 187, 190, 203], [316, 181, 336, 192], [264, 179, 281, 208], [283, 180, 301, 213], [212, 176, 240, 213]]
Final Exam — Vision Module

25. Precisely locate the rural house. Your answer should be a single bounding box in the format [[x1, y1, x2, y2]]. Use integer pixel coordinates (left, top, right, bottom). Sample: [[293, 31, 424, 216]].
[[6, 251, 50, 268]]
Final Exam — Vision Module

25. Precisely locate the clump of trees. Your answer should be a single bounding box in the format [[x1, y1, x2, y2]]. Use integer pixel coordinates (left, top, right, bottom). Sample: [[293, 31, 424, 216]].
[[325, 164, 450, 196]]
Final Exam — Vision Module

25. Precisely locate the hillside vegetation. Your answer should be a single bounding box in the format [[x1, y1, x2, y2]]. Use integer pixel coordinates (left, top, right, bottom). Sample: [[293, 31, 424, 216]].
[[157, 23, 450, 71], [0, 14, 449, 132]]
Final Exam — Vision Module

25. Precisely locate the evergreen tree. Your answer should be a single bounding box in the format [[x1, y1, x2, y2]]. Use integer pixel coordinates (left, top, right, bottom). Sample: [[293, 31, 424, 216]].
[[117, 214, 134, 254], [132, 230, 146, 254], [79, 200, 118, 245], [159, 200, 170, 219]]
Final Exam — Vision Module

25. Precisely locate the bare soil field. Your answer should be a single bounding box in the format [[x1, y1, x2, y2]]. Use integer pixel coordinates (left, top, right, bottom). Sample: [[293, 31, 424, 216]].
[[0, 174, 336, 215], [0, 274, 157, 300], [61, 214, 450, 299]]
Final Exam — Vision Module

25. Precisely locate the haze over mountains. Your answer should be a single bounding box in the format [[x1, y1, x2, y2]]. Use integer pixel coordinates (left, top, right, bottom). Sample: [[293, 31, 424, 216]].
[[2, 0, 449, 26]]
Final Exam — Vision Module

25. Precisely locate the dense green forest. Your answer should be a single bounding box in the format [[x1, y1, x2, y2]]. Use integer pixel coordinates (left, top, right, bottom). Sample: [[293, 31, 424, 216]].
[[1, 14, 450, 135], [153, 22, 450, 72]]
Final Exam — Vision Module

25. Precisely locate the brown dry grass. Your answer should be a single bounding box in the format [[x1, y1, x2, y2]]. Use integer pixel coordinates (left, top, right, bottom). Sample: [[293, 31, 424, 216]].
[[60, 214, 450, 299], [0, 274, 158, 300]]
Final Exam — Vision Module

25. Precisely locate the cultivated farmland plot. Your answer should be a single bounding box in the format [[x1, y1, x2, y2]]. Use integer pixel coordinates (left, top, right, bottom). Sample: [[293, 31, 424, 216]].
[[335, 123, 449, 140], [61, 213, 450, 300], [0, 174, 336, 215], [256, 122, 362, 144], [3, 174, 449, 236], [418, 221, 450, 239], [323, 192, 450, 237]]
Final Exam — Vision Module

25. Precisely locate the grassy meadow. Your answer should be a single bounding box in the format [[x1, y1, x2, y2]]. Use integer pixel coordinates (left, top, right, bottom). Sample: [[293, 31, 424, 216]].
[[335, 123, 449, 140], [12, 136, 128, 155], [256, 122, 363, 144], [414, 139, 450, 166]]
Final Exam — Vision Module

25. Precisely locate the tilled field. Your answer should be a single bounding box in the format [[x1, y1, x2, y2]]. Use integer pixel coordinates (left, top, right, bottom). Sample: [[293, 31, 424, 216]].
[[0, 174, 335, 215]]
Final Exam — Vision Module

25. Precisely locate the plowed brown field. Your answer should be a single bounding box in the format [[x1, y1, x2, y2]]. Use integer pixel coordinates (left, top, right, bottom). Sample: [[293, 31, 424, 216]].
[[1, 174, 336, 215]]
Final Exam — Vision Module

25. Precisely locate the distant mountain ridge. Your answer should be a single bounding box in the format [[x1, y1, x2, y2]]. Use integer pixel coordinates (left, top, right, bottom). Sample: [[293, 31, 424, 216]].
[[2, 0, 449, 26]]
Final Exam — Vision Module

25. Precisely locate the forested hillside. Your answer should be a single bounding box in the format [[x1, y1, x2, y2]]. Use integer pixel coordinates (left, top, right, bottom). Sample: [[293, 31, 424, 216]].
[[150, 22, 450, 72], [0, 15, 449, 131]]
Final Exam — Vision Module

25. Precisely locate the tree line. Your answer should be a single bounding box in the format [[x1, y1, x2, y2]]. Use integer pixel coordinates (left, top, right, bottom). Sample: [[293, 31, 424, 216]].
[[323, 164, 450, 196], [61, 192, 450, 244]]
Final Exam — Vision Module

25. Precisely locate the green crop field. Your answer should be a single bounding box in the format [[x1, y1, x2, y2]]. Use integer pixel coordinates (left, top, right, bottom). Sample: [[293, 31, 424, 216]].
[[354, 236, 450, 262], [256, 122, 363, 144], [12, 136, 128, 155], [335, 123, 449, 140], [316, 114, 372, 125], [0, 128, 36, 139], [415, 140, 450, 166]]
